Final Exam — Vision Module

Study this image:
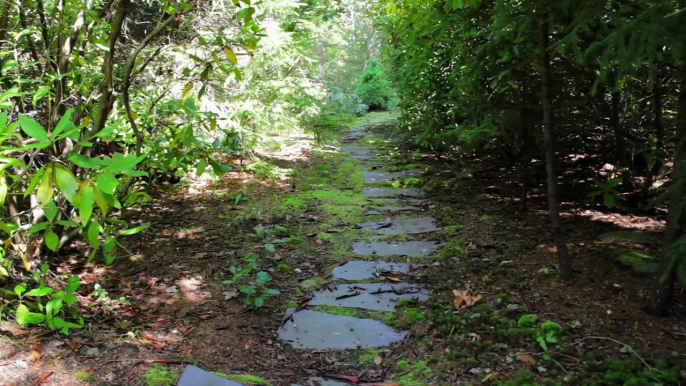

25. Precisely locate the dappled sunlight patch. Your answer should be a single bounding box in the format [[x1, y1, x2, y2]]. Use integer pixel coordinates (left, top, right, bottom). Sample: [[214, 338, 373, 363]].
[[178, 276, 210, 304]]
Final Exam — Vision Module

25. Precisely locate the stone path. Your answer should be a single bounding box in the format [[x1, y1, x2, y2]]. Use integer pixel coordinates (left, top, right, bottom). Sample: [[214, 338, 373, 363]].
[[179, 124, 441, 386], [278, 126, 441, 385]]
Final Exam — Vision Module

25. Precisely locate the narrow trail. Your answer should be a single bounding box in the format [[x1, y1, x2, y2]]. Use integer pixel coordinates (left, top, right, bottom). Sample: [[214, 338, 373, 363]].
[[177, 118, 441, 385], [277, 123, 441, 385]]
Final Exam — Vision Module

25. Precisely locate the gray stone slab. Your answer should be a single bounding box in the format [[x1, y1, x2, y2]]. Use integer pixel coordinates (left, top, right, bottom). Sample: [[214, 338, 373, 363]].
[[342, 147, 376, 156], [278, 308, 408, 349], [363, 170, 423, 184], [363, 187, 424, 198], [365, 205, 421, 215], [308, 283, 429, 311], [352, 241, 439, 257], [332, 260, 410, 280], [358, 217, 440, 235], [352, 155, 387, 161], [178, 366, 245, 386], [293, 377, 352, 386]]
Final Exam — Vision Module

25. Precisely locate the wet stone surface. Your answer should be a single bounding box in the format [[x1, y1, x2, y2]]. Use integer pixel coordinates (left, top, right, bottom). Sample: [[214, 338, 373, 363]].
[[308, 283, 429, 311], [363, 187, 425, 198], [278, 308, 408, 349], [332, 260, 411, 280], [352, 241, 440, 257], [363, 170, 423, 184], [342, 146, 377, 156], [178, 365, 245, 386], [357, 217, 441, 235], [365, 205, 421, 215], [293, 378, 352, 386]]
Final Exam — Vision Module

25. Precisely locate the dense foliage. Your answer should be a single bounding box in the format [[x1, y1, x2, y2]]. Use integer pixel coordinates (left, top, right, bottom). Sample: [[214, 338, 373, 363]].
[[0, 0, 394, 332], [377, 0, 686, 314]]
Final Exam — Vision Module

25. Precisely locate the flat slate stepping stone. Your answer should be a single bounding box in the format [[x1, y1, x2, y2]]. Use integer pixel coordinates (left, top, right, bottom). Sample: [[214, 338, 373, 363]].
[[332, 260, 410, 280], [365, 205, 421, 215], [352, 241, 439, 257], [293, 377, 351, 386], [358, 217, 440, 235], [308, 283, 429, 311], [363, 187, 424, 198], [178, 365, 245, 386], [278, 308, 408, 349], [363, 170, 423, 184]]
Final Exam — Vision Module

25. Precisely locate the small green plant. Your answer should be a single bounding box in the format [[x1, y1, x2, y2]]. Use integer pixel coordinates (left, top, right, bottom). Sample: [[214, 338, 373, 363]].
[[536, 321, 563, 359], [277, 264, 291, 272], [518, 314, 538, 327], [589, 177, 624, 209], [223, 253, 280, 307], [538, 267, 550, 275], [75, 371, 95, 382]]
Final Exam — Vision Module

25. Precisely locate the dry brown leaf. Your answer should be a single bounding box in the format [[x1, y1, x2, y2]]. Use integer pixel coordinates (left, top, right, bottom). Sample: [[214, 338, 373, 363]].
[[516, 354, 536, 364], [115, 320, 132, 329], [373, 355, 383, 365], [28, 340, 41, 363], [387, 276, 402, 282], [452, 288, 484, 310], [482, 275, 490, 282]]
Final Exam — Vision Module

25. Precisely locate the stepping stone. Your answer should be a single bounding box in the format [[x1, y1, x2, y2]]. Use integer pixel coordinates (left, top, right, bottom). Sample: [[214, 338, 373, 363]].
[[358, 218, 440, 235], [308, 283, 429, 311], [342, 147, 376, 156], [293, 377, 351, 386], [278, 308, 408, 349], [352, 155, 387, 161], [365, 205, 421, 215], [363, 187, 424, 198], [178, 365, 245, 386], [332, 260, 410, 280], [352, 241, 440, 257], [363, 170, 423, 184]]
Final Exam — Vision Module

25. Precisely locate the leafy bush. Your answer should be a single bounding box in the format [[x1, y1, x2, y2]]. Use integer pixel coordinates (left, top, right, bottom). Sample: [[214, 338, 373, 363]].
[[355, 59, 397, 110], [326, 87, 368, 117]]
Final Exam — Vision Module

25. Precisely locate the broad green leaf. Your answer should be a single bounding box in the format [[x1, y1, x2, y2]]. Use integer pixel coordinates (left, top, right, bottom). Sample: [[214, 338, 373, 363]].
[[182, 82, 194, 99], [36, 168, 54, 207], [16, 304, 45, 326], [604, 193, 615, 208], [225, 49, 238, 65], [96, 173, 118, 195], [53, 165, 80, 204], [196, 159, 207, 176], [92, 188, 108, 213], [44, 230, 59, 251], [78, 184, 94, 224], [18, 115, 49, 142], [69, 154, 101, 169], [452, 0, 464, 9], [27, 222, 50, 234], [56, 220, 80, 227], [119, 224, 149, 236], [0, 111, 7, 131], [25, 286, 54, 297], [0, 171, 6, 204], [32, 86, 51, 106], [122, 169, 147, 177], [89, 36, 110, 51], [65, 276, 80, 294], [14, 283, 27, 296], [43, 200, 59, 222], [87, 220, 100, 245]]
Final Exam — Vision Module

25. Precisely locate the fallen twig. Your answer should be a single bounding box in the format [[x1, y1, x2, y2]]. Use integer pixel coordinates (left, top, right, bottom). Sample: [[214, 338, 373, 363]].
[[575, 336, 661, 373], [336, 290, 361, 300]]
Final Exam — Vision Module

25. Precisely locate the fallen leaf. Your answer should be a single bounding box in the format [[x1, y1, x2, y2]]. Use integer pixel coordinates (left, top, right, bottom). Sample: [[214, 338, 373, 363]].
[[165, 286, 178, 293], [482, 275, 490, 282], [34, 371, 53, 386], [386, 276, 402, 282], [516, 354, 536, 364], [115, 320, 132, 329], [193, 252, 207, 259], [28, 350, 40, 363], [64, 339, 79, 351], [359, 382, 399, 386], [482, 373, 497, 383], [373, 355, 383, 365], [453, 288, 485, 310]]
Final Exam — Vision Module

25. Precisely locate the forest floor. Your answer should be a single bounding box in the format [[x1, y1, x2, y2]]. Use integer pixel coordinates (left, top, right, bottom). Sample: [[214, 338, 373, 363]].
[[1, 112, 686, 386]]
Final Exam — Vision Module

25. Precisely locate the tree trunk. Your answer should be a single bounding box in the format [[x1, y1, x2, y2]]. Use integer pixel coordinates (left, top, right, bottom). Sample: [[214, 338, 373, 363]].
[[611, 86, 632, 189], [538, 8, 574, 281], [646, 74, 686, 316], [520, 108, 533, 211], [642, 82, 664, 203]]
